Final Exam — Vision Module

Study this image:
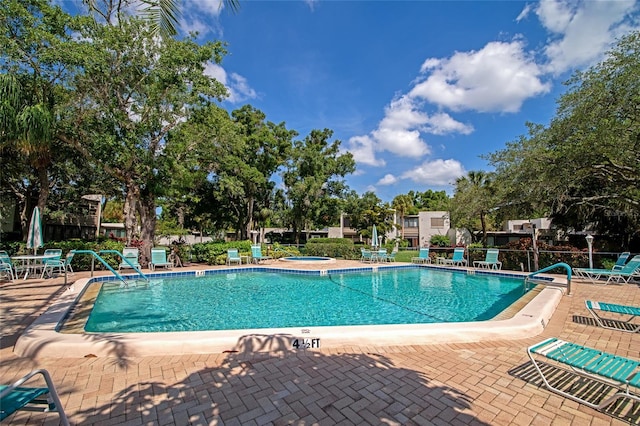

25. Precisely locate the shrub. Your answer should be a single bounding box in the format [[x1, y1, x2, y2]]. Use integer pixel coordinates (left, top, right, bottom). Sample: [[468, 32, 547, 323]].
[[429, 235, 450, 247], [192, 240, 253, 265], [305, 238, 360, 259]]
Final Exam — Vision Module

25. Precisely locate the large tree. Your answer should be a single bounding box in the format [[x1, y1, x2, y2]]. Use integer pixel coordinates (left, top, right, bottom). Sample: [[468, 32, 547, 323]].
[[451, 171, 496, 246], [343, 191, 395, 244], [488, 31, 640, 247], [230, 105, 295, 239], [58, 16, 228, 262], [283, 129, 355, 244], [0, 0, 83, 238]]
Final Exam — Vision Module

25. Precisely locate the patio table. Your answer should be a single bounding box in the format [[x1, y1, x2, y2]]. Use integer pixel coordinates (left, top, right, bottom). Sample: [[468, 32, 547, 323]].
[[11, 254, 56, 280]]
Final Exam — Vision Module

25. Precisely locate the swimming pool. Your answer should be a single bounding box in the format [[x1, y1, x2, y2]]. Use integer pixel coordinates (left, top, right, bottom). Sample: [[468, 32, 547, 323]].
[[15, 263, 565, 358], [85, 267, 528, 333]]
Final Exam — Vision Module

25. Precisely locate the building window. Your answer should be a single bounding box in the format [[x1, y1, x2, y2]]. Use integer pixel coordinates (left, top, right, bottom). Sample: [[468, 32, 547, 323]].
[[404, 218, 418, 228], [430, 217, 445, 228]]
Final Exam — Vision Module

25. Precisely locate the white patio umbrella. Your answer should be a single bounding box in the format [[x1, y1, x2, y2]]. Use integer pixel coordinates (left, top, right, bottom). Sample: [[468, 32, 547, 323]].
[[371, 224, 378, 248], [27, 206, 43, 254]]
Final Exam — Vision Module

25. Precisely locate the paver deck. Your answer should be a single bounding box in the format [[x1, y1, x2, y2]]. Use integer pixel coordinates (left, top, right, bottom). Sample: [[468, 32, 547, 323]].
[[1, 260, 639, 425]]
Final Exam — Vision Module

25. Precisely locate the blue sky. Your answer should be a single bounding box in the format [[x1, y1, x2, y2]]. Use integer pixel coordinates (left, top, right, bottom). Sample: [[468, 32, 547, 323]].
[[180, 0, 639, 202]]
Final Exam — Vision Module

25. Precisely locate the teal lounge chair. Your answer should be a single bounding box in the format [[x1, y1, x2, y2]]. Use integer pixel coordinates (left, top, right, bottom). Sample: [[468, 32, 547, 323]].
[[150, 248, 173, 271], [612, 251, 631, 271], [574, 254, 640, 284], [227, 248, 242, 265], [411, 248, 431, 264], [585, 300, 640, 333], [527, 337, 640, 410], [443, 247, 467, 267], [0, 369, 70, 425], [119, 247, 141, 271], [251, 245, 272, 264], [473, 249, 501, 270]]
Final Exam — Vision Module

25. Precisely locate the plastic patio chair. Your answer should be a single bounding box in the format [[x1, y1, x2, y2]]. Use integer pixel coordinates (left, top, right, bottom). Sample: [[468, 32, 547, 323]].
[[41, 250, 76, 278], [227, 248, 242, 265], [411, 247, 431, 264], [443, 247, 467, 267], [119, 247, 141, 271], [150, 248, 173, 271], [251, 245, 272, 264], [473, 249, 502, 270], [0, 251, 16, 281]]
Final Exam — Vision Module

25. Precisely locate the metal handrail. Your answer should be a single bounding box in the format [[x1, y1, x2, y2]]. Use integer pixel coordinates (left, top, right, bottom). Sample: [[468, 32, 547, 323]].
[[71, 250, 148, 285], [526, 262, 572, 295], [98, 250, 148, 281]]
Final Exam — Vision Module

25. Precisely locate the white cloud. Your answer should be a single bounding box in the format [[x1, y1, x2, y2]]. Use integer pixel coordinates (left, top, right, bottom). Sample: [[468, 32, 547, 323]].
[[516, 3, 534, 22], [424, 113, 474, 135], [401, 159, 466, 186], [410, 40, 551, 113], [536, 0, 575, 32], [344, 135, 385, 167], [537, 0, 639, 74], [371, 95, 431, 157], [305, 0, 319, 11], [204, 63, 257, 103], [377, 174, 399, 186], [180, 0, 224, 38]]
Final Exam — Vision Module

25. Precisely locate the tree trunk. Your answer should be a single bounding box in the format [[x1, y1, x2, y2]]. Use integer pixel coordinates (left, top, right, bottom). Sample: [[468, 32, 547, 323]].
[[245, 196, 254, 241], [138, 192, 156, 268], [480, 211, 487, 247], [36, 166, 49, 213], [123, 183, 139, 246]]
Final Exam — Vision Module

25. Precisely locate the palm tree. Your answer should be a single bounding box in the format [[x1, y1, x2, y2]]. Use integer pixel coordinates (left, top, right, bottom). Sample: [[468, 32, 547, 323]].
[[83, 0, 241, 37], [392, 194, 413, 240], [0, 74, 55, 219]]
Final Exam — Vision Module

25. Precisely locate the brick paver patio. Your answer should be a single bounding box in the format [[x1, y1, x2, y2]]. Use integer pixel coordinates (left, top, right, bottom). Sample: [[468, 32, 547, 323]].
[[1, 261, 638, 425]]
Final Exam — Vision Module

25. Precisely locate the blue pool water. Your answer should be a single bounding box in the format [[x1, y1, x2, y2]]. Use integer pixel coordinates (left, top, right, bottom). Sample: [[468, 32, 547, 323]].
[[84, 268, 528, 333]]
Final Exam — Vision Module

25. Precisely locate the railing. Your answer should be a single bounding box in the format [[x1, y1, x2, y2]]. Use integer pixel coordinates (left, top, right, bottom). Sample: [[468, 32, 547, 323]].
[[99, 250, 148, 281], [525, 262, 573, 295], [71, 250, 148, 285], [273, 247, 297, 257], [421, 247, 631, 272]]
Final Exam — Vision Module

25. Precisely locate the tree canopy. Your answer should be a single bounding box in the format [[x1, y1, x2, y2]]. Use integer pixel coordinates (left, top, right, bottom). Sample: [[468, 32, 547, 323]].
[[488, 31, 640, 247]]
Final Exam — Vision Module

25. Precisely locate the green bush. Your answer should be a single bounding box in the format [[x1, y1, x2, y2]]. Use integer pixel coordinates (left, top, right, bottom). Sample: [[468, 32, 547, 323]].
[[429, 235, 450, 247], [305, 238, 360, 259], [192, 240, 254, 265], [28, 239, 127, 271]]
